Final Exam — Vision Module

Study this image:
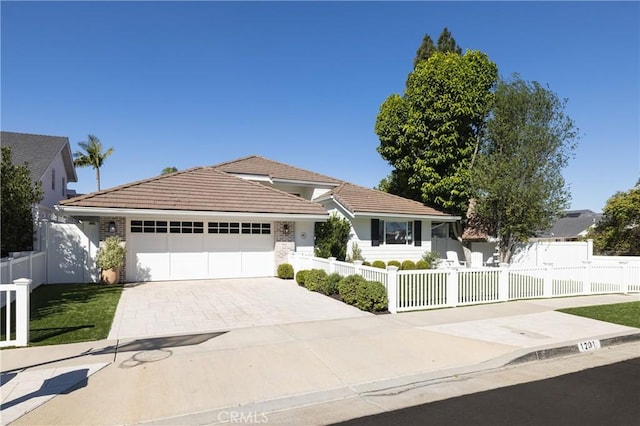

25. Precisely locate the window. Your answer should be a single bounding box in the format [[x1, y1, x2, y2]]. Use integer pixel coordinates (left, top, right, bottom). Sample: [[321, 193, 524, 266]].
[[131, 220, 269, 235], [372, 219, 417, 246], [431, 222, 449, 238], [51, 169, 55, 190], [210, 222, 271, 235], [385, 221, 413, 245]]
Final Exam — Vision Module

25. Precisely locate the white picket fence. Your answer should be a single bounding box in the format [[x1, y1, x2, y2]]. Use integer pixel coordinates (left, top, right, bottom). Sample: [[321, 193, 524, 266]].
[[0, 279, 32, 347], [290, 255, 640, 313]]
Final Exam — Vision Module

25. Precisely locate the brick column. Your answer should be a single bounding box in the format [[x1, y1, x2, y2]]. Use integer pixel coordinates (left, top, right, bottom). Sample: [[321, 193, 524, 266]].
[[274, 221, 295, 273]]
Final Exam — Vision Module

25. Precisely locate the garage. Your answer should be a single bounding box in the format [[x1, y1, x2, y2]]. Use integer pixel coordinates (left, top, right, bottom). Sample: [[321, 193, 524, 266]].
[[126, 218, 274, 282]]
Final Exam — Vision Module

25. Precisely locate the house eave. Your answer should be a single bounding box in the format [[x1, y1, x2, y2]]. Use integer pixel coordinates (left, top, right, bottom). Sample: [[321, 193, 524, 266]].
[[352, 211, 461, 221], [56, 205, 329, 221]]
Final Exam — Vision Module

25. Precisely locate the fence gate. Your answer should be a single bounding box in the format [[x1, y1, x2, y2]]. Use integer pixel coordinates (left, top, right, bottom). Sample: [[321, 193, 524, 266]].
[[46, 222, 99, 283]]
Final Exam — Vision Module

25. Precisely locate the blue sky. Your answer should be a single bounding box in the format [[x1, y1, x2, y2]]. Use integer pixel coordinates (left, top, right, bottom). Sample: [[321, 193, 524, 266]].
[[2, 1, 638, 212]]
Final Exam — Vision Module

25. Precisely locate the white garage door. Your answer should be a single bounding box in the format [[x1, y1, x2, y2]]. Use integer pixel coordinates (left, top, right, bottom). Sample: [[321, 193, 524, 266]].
[[127, 219, 274, 282]]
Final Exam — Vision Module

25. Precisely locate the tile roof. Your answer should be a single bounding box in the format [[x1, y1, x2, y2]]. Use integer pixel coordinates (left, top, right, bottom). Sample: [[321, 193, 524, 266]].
[[213, 155, 342, 185], [60, 167, 327, 216], [325, 182, 453, 218], [1, 131, 77, 183]]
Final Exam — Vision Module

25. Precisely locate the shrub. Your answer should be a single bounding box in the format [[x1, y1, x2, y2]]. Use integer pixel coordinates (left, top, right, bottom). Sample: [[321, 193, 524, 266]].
[[277, 263, 294, 279], [314, 213, 351, 261], [346, 241, 364, 262], [338, 274, 366, 305], [387, 260, 401, 268], [305, 269, 329, 294], [415, 260, 430, 269], [326, 273, 343, 296], [355, 280, 388, 312], [295, 270, 309, 286], [362, 261, 371, 266], [96, 236, 126, 270], [401, 260, 416, 270], [372, 260, 386, 269], [421, 251, 441, 269]]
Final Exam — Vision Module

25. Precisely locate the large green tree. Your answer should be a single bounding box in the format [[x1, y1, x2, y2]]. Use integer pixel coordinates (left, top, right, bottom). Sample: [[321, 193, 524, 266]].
[[1, 146, 44, 257], [161, 166, 178, 175], [73, 134, 114, 191], [586, 181, 640, 255], [375, 48, 498, 253], [471, 75, 579, 263], [413, 27, 462, 69]]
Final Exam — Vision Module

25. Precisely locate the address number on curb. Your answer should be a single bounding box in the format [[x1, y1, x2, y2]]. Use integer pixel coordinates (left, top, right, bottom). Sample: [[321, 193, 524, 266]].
[[577, 339, 601, 352]]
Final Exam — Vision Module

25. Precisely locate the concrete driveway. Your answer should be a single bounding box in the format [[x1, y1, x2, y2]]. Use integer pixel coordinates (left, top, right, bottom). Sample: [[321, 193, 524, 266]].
[[108, 277, 370, 339]]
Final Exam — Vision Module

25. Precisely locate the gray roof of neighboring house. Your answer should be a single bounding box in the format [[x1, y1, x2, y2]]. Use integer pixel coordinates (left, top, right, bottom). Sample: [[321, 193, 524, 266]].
[[1, 131, 78, 183], [537, 209, 602, 239]]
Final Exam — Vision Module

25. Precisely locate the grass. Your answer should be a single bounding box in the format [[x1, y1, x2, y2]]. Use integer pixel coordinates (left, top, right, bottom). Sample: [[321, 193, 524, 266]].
[[558, 301, 640, 329], [1, 283, 123, 347]]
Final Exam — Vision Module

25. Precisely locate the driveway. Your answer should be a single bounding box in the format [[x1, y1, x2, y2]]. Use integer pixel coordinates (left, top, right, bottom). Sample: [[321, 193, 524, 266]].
[[108, 277, 370, 339]]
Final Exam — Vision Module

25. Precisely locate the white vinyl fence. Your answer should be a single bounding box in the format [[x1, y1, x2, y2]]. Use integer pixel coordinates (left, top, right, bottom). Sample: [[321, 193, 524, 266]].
[[1, 279, 31, 348], [290, 254, 640, 314]]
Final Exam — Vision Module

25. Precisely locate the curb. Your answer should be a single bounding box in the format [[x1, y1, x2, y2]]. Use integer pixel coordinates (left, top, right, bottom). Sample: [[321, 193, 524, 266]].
[[507, 332, 640, 366]]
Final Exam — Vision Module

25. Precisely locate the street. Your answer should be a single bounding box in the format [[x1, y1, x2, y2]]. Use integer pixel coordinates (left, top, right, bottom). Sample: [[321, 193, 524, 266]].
[[334, 358, 640, 426]]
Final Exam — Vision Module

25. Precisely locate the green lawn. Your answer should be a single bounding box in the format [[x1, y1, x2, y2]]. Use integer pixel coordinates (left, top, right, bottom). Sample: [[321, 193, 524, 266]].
[[558, 301, 640, 329], [1, 283, 123, 347]]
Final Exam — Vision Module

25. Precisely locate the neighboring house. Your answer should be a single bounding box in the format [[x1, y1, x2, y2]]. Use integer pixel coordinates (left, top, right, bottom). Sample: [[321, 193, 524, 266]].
[[531, 209, 602, 242], [1, 131, 78, 209], [57, 155, 458, 282]]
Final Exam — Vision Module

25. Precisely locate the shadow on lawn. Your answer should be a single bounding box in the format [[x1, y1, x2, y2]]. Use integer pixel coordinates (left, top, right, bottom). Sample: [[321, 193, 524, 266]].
[[30, 284, 121, 320]]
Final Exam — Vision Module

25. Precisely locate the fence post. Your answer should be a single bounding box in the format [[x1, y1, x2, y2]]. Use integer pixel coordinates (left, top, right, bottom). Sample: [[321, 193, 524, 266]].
[[29, 252, 34, 284], [354, 260, 363, 277], [387, 266, 398, 314], [328, 257, 336, 274], [582, 261, 592, 295], [447, 268, 459, 307], [13, 278, 31, 347], [8, 258, 13, 284], [543, 262, 554, 298], [498, 267, 509, 301], [620, 262, 629, 294]]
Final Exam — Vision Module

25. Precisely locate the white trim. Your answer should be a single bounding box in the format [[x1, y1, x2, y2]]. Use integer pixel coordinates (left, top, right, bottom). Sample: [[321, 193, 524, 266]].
[[328, 196, 355, 218], [56, 206, 328, 220], [353, 212, 460, 221], [228, 173, 273, 183], [272, 178, 339, 187]]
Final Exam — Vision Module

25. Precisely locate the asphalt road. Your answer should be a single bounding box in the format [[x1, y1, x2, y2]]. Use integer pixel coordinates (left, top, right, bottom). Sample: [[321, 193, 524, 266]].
[[334, 357, 640, 426]]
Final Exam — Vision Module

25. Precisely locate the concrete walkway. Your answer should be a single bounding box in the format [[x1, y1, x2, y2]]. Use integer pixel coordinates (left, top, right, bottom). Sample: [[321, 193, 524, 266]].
[[108, 278, 371, 339], [1, 293, 638, 425]]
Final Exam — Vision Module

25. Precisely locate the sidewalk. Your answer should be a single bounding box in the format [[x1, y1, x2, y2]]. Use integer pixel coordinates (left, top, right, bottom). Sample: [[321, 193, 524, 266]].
[[2, 293, 639, 425]]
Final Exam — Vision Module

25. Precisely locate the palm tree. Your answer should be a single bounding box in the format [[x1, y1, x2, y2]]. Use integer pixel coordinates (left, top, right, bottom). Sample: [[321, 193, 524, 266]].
[[73, 134, 114, 191], [161, 166, 178, 175]]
